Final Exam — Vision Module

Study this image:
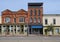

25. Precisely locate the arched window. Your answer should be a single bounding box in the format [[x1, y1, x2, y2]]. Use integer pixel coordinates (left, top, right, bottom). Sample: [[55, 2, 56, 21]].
[[5, 17, 10, 23]]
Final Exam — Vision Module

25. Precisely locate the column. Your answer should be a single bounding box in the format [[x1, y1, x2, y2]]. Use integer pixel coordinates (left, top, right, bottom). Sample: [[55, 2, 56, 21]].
[[1, 25, 5, 35], [1, 25, 3, 35], [13, 25, 15, 35], [9, 25, 12, 35], [24, 25, 27, 35], [16, 25, 19, 35]]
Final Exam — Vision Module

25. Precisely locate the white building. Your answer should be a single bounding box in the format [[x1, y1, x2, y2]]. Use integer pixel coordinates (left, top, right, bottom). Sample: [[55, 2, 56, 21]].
[[43, 14, 60, 35]]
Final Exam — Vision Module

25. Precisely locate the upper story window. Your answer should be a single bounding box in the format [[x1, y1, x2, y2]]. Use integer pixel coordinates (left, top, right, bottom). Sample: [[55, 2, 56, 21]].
[[45, 19, 48, 25], [34, 17, 36, 23], [30, 17, 32, 23], [5, 17, 10, 23], [19, 17, 25, 22], [53, 19, 56, 24], [38, 10, 40, 16], [30, 10, 33, 16], [14, 18, 16, 23], [38, 17, 40, 23], [34, 9, 36, 16]]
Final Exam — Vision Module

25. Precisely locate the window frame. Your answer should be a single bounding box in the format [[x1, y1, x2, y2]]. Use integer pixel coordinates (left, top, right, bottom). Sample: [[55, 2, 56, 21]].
[[30, 17, 32, 23], [14, 18, 16, 23], [34, 17, 36, 23], [38, 17, 40, 23], [45, 19, 48, 25], [19, 17, 25, 22], [34, 9, 36, 16], [5, 17, 10, 23], [38, 10, 40, 16], [30, 10, 33, 16], [53, 19, 56, 24]]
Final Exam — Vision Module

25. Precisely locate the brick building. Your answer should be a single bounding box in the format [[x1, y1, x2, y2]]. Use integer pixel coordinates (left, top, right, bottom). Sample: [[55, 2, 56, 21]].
[[28, 3, 43, 34], [0, 3, 43, 36], [1, 9, 28, 36]]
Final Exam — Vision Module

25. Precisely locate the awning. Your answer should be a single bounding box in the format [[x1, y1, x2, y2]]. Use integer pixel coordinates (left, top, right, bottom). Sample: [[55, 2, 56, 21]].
[[31, 25, 43, 28]]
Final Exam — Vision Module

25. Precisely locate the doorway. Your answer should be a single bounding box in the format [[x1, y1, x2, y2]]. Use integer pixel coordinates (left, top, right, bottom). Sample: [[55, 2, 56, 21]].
[[6, 25, 10, 35], [20, 25, 24, 34], [32, 28, 43, 34], [0, 26, 1, 34]]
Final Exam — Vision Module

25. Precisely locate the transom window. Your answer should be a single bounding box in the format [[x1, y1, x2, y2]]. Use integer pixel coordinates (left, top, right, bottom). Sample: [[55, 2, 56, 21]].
[[19, 17, 25, 22], [5, 17, 10, 23]]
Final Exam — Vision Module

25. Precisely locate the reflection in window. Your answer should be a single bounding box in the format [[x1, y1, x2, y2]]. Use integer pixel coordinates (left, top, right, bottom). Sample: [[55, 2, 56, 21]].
[[5, 17, 10, 23], [56, 28, 59, 34]]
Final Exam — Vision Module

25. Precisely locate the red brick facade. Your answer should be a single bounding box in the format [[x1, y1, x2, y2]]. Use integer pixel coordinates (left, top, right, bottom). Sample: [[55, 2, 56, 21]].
[[2, 3, 43, 25], [2, 9, 28, 24], [28, 7, 43, 24]]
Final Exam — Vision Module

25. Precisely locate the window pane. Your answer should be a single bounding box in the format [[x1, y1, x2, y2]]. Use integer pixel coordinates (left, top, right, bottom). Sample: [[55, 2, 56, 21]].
[[30, 17, 32, 23], [19, 17, 24, 22], [34, 10, 36, 16], [30, 10, 32, 16], [34, 17, 36, 23], [38, 17, 40, 23], [53, 19, 56, 24], [56, 28, 59, 33], [38, 10, 40, 15], [45, 19, 48, 24], [5, 17, 10, 23]]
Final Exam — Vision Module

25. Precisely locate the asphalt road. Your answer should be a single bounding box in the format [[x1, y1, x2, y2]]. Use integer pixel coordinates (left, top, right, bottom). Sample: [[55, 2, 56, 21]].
[[0, 36, 60, 42]]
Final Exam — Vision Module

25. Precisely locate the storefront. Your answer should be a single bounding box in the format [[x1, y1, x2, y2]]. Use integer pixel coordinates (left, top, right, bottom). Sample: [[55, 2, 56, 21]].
[[29, 25, 43, 34], [0, 24, 28, 36]]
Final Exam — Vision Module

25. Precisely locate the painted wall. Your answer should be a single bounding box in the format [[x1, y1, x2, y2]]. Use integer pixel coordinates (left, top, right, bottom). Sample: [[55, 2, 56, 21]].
[[43, 15, 60, 26]]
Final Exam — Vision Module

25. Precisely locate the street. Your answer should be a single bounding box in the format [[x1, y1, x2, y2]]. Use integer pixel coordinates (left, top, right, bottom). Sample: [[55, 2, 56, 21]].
[[0, 35, 60, 42]]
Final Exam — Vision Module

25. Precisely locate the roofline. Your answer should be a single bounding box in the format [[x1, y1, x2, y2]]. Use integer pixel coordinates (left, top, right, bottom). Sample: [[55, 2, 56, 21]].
[[28, 2, 43, 6], [43, 14, 60, 16]]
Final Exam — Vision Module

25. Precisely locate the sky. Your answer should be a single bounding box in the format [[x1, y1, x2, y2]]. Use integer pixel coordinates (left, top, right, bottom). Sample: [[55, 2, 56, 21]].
[[0, 0, 60, 15]]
